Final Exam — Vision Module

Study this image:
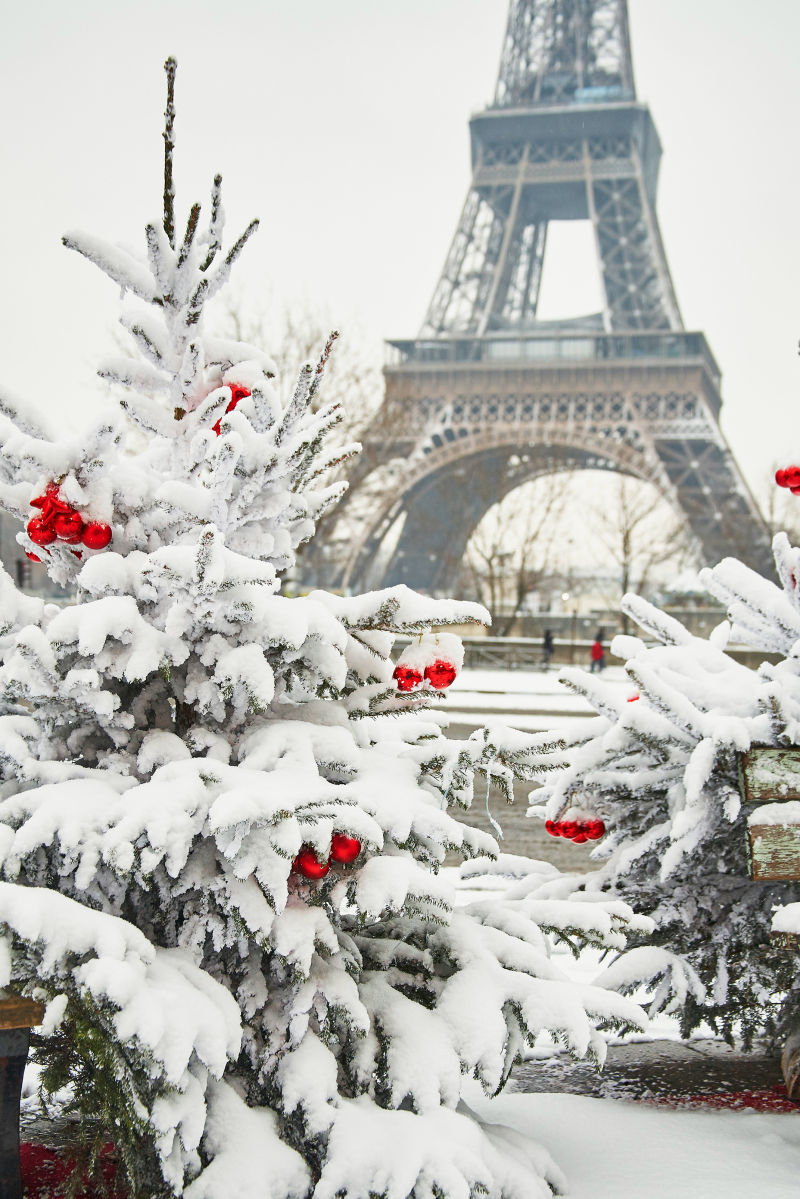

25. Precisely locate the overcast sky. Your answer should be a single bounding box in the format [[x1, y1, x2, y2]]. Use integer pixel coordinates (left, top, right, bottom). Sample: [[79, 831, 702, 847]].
[[2, 0, 799, 503]]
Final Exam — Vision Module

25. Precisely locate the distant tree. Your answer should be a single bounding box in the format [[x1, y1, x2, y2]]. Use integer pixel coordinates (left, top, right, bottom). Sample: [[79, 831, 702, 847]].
[[460, 467, 574, 636], [587, 474, 695, 632]]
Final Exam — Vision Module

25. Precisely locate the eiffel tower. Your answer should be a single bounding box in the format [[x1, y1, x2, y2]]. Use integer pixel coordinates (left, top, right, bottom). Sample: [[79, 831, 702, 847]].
[[318, 0, 771, 593]]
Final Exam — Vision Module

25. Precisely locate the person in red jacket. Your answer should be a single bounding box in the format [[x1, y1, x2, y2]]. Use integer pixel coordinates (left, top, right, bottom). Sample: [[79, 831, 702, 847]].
[[590, 633, 605, 672]]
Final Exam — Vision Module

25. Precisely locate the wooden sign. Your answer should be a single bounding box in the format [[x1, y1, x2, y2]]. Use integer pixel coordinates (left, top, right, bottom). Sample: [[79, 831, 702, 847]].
[[0, 995, 44, 1030], [738, 747, 800, 804], [748, 823, 800, 881]]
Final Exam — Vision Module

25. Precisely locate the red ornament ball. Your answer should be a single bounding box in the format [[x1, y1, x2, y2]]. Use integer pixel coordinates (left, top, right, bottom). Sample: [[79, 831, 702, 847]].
[[330, 834, 361, 864], [572, 832, 589, 844], [545, 819, 558, 836], [585, 819, 606, 840], [293, 848, 330, 880], [212, 384, 252, 435], [393, 664, 423, 692], [424, 659, 458, 689], [627, 694, 640, 703], [27, 517, 56, 546], [561, 821, 579, 840], [82, 521, 113, 550], [25, 551, 42, 563], [54, 510, 84, 543], [776, 466, 800, 490]]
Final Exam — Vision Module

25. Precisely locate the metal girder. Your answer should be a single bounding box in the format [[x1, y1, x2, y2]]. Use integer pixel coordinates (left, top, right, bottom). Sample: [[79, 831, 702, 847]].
[[420, 0, 680, 336], [495, 0, 634, 109], [592, 176, 682, 330]]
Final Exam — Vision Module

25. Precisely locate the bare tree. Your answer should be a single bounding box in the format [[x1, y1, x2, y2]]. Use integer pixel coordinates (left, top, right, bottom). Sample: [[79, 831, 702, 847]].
[[587, 474, 695, 632], [460, 467, 574, 636]]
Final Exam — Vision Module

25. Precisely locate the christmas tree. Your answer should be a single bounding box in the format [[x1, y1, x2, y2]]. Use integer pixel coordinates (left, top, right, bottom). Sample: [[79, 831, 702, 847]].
[[0, 61, 651, 1199], [528, 532, 800, 1048]]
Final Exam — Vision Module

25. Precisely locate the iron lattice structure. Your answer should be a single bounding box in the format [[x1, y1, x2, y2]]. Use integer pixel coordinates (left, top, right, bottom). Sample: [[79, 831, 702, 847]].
[[314, 0, 770, 594]]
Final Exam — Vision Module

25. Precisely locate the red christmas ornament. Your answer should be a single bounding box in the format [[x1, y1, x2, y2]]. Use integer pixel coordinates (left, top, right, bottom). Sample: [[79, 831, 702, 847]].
[[25, 551, 42, 563], [54, 510, 84, 543], [27, 517, 56, 546], [393, 664, 423, 692], [82, 521, 113, 550], [627, 694, 640, 703], [330, 834, 361, 864], [545, 819, 558, 836], [572, 832, 589, 843], [212, 384, 252, 435], [776, 466, 800, 490], [561, 821, 579, 840], [586, 820, 606, 840], [424, 659, 458, 689], [292, 848, 330, 880]]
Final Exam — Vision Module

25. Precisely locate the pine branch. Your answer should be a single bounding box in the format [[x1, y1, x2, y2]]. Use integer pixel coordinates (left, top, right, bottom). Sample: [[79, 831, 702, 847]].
[[201, 174, 224, 271], [306, 329, 340, 408], [176, 202, 201, 270], [206, 219, 260, 300], [162, 56, 177, 249]]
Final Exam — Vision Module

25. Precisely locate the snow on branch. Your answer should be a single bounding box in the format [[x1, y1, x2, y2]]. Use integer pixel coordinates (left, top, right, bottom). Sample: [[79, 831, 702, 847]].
[[0, 882, 241, 1194]]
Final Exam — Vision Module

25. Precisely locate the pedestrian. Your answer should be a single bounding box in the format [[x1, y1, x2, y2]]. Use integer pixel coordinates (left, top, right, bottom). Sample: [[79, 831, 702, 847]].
[[590, 633, 605, 672], [542, 628, 554, 668]]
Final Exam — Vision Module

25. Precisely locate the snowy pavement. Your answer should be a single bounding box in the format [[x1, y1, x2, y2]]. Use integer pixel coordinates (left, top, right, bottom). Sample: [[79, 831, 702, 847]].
[[472, 1089, 800, 1199], [431, 665, 631, 732]]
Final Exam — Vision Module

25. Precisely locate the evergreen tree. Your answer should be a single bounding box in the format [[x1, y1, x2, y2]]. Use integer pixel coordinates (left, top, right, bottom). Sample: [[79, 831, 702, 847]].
[[528, 533, 800, 1047], [0, 61, 651, 1199]]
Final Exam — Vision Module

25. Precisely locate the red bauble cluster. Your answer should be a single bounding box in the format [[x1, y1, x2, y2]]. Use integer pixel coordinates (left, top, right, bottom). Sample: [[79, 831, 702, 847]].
[[392, 633, 462, 694], [292, 833, 362, 880], [393, 658, 458, 692], [212, 383, 251, 435], [546, 818, 605, 844], [26, 484, 112, 559], [775, 466, 800, 495]]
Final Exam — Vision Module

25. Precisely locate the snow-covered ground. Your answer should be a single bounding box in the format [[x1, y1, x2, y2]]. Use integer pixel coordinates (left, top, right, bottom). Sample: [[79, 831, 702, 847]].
[[432, 665, 632, 731], [473, 1089, 800, 1198]]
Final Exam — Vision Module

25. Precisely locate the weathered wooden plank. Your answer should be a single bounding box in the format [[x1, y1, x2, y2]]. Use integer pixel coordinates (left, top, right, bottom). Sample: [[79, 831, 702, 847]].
[[739, 747, 800, 804], [771, 930, 800, 951], [783, 1035, 800, 1101], [0, 996, 44, 1030], [748, 824, 800, 881]]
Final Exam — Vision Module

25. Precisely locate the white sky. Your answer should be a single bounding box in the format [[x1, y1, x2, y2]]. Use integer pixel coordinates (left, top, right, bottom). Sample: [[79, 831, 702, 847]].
[[2, 0, 799, 504]]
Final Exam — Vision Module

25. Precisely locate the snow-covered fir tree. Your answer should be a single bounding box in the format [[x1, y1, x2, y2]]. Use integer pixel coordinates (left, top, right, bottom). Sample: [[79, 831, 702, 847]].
[[0, 60, 651, 1199], [529, 533, 800, 1047]]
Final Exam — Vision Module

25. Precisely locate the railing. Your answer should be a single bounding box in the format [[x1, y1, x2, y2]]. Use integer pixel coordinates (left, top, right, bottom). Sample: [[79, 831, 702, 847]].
[[385, 330, 721, 385]]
